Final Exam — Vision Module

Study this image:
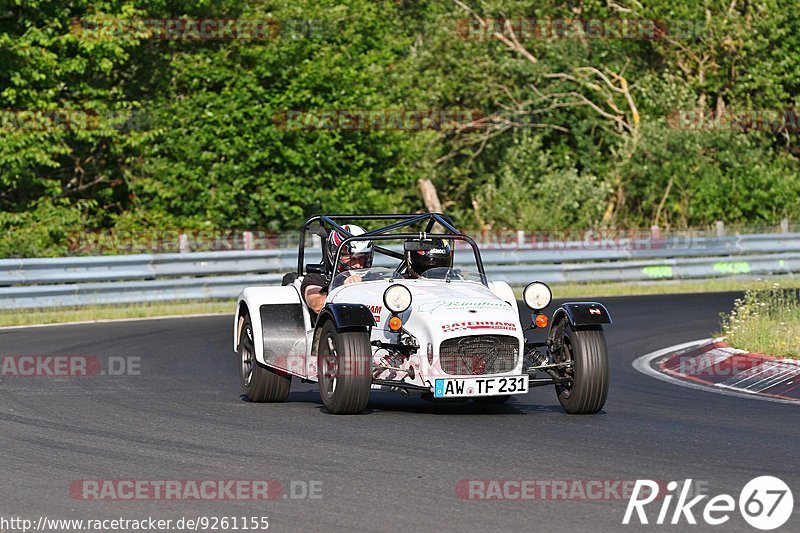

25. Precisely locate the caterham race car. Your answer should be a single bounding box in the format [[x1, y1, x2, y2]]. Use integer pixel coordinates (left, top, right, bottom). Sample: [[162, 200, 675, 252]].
[[234, 213, 611, 414]]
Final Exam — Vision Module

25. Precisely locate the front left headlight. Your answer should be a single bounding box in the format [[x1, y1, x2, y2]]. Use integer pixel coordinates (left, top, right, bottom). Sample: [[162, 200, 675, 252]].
[[383, 284, 412, 314], [523, 281, 552, 311]]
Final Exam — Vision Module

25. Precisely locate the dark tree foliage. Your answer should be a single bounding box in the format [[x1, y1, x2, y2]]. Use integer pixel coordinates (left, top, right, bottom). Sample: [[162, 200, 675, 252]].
[[0, 0, 798, 256]]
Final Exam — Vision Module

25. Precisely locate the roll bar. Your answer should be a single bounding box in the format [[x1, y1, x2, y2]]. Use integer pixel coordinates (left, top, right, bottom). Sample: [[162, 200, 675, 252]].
[[295, 213, 485, 285]]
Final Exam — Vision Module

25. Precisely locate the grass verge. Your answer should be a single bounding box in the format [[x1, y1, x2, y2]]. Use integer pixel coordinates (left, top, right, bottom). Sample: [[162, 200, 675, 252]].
[[514, 276, 800, 299], [718, 282, 800, 359], [0, 300, 232, 328]]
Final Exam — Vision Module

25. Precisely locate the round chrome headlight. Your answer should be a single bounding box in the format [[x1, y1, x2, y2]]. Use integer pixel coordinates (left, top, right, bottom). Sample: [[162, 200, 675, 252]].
[[523, 281, 552, 311], [383, 284, 412, 314]]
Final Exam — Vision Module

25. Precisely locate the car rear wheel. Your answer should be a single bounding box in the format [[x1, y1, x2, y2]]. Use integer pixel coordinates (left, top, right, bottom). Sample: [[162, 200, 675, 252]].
[[554, 320, 609, 414], [316, 321, 372, 414], [238, 312, 291, 402]]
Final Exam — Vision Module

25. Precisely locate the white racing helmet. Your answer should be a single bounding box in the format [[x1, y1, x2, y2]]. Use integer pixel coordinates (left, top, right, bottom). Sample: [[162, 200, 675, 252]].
[[326, 224, 374, 272]]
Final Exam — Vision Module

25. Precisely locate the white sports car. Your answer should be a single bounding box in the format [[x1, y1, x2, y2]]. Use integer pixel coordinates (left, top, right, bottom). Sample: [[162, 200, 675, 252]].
[[234, 214, 611, 414]]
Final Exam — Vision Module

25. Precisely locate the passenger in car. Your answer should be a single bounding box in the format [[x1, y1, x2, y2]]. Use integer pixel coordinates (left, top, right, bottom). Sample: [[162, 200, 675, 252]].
[[402, 238, 453, 279]]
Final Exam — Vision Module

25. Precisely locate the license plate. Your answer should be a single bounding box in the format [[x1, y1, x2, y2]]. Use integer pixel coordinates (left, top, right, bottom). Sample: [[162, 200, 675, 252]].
[[433, 375, 528, 398]]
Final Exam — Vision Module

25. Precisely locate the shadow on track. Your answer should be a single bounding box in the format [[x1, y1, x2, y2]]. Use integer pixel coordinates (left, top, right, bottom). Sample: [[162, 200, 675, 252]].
[[241, 389, 579, 416]]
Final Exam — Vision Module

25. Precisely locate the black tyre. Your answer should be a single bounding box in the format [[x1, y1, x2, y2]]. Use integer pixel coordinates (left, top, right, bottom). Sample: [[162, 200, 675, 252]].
[[315, 321, 372, 415], [554, 321, 609, 414], [473, 395, 511, 404], [238, 312, 291, 402]]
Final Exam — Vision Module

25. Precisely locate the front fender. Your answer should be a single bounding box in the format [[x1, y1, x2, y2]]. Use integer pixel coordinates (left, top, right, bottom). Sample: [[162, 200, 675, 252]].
[[551, 302, 612, 328], [317, 303, 374, 332]]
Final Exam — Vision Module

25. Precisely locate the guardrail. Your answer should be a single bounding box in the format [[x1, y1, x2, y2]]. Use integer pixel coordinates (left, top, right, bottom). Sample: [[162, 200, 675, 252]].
[[0, 233, 798, 309]]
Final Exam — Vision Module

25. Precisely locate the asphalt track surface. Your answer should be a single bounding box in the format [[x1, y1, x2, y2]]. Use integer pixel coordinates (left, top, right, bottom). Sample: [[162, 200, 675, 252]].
[[1, 293, 799, 532]]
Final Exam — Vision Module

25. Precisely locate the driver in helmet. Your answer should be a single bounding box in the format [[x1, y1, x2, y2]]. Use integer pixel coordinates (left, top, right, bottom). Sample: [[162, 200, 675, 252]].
[[302, 224, 374, 314], [403, 238, 453, 278]]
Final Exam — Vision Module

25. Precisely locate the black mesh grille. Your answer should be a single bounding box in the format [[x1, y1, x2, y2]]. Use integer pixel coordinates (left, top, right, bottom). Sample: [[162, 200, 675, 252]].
[[438, 335, 519, 375]]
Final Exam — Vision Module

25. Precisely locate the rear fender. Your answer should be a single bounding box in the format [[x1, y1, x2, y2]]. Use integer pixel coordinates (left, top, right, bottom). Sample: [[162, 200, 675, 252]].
[[234, 286, 310, 374]]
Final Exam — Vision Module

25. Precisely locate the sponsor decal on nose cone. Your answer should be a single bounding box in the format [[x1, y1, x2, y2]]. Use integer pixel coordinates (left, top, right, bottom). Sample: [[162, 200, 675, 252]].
[[441, 321, 517, 332], [417, 300, 512, 314], [368, 304, 382, 324]]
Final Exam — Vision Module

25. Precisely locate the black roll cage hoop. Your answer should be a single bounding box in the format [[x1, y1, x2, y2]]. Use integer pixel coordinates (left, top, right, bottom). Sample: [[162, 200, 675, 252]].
[[296, 213, 488, 287]]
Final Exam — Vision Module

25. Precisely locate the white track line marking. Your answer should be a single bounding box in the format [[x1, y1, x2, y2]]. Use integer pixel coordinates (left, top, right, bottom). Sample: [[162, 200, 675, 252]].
[[632, 339, 800, 406]]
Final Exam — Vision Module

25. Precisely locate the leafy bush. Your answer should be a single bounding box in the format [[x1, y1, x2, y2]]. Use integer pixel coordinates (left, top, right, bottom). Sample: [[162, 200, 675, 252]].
[[0, 198, 87, 257], [472, 134, 611, 230]]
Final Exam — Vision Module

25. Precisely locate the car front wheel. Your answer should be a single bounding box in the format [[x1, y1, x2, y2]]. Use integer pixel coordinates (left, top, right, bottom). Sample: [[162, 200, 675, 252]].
[[554, 320, 609, 414], [315, 321, 372, 414]]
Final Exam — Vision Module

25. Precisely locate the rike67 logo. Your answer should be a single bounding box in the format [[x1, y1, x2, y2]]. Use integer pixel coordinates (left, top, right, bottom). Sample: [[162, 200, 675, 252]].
[[623, 477, 793, 530]]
